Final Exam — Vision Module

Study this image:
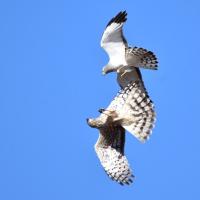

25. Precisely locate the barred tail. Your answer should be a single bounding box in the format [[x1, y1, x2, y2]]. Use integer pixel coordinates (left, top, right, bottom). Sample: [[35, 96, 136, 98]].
[[140, 50, 158, 70], [126, 47, 158, 70]]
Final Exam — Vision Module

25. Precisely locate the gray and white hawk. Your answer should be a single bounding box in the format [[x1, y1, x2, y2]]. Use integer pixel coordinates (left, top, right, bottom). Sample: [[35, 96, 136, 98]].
[[101, 11, 158, 75]]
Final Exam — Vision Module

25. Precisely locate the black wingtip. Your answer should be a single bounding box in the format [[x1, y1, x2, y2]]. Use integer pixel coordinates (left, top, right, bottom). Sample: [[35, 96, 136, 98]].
[[106, 11, 127, 27]]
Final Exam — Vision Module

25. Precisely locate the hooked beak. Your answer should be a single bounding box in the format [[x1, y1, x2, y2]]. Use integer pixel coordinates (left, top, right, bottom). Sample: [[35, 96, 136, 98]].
[[86, 118, 97, 128], [86, 118, 92, 126], [102, 68, 107, 75], [102, 71, 106, 75], [102, 65, 115, 75]]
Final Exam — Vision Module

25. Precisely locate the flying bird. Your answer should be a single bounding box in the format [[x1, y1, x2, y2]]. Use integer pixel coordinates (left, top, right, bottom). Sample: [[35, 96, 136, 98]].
[[87, 78, 156, 185], [86, 10, 158, 185], [101, 11, 158, 75]]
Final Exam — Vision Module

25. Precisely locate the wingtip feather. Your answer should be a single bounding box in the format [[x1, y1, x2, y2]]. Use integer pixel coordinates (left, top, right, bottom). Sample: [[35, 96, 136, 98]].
[[106, 11, 128, 27]]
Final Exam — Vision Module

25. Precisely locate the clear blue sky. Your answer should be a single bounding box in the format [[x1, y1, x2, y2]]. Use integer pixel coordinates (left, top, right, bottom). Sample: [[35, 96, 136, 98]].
[[1, 0, 200, 199]]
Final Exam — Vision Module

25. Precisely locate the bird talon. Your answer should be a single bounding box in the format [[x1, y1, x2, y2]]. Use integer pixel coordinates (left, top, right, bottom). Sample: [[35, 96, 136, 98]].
[[98, 108, 106, 113]]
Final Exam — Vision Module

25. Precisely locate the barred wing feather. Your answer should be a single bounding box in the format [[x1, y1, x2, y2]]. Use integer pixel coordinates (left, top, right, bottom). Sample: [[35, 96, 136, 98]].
[[95, 126, 134, 185]]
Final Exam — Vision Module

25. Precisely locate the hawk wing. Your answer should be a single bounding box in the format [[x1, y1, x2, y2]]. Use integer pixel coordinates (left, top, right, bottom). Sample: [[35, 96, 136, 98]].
[[101, 11, 128, 62], [108, 80, 156, 142], [95, 125, 134, 185]]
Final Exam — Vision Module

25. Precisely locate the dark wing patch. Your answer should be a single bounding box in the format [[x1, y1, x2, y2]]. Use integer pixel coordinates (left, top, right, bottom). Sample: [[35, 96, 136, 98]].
[[106, 11, 127, 27]]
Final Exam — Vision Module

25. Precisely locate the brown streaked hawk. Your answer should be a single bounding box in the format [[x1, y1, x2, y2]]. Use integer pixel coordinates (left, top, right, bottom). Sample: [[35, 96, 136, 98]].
[[87, 71, 156, 185]]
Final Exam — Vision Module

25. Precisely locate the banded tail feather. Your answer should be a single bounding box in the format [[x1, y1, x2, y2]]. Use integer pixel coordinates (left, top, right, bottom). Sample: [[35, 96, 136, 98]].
[[126, 47, 158, 70]]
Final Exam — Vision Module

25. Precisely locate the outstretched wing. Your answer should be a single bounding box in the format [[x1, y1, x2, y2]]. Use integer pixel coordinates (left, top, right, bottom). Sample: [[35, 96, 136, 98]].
[[101, 11, 128, 61], [95, 126, 134, 185], [108, 80, 156, 142], [126, 47, 158, 70]]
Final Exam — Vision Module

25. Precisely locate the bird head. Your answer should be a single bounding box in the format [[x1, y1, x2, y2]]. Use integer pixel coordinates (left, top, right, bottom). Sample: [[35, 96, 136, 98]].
[[102, 65, 115, 75], [86, 118, 96, 128], [86, 117, 106, 128]]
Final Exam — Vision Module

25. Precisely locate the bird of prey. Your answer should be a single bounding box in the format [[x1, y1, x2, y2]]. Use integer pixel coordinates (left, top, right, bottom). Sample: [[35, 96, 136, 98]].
[[101, 11, 158, 75], [87, 75, 156, 185]]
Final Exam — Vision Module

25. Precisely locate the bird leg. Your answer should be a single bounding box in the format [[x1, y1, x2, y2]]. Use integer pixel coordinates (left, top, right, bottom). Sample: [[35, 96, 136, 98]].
[[121, 68, 133, 78], [120, 71, 127, 78], [117, 68, 127, 78], [116, 66, 124, 74], [117, 65, 133, 78], [98, 108, 106, 113], [98, 108, 115, 116], [98, 108, 120, 124]]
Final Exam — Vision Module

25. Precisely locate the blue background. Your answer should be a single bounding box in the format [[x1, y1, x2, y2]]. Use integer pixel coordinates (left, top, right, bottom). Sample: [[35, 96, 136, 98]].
[[1, 0, 200, 199]]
